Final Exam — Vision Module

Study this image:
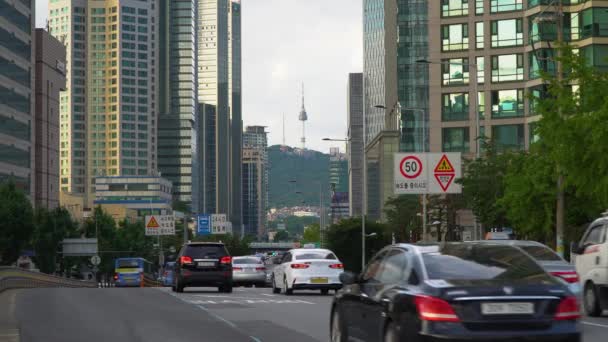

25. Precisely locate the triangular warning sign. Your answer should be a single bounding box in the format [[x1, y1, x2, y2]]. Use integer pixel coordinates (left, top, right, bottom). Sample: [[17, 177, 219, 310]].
[[434, 155, 455, 173], [434, 173, 455, 192], [147, 216, 160, 228]]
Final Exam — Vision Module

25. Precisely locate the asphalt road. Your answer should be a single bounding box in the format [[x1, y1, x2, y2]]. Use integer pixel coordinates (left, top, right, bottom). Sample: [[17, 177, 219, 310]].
[[3, 286, 608, 342]]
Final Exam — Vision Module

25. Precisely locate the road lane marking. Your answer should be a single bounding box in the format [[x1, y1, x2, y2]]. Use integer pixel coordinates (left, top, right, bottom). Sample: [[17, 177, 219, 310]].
[[261, 294, 275, 297], [184, 298, 315, 305], [582, 321, 608, 329]]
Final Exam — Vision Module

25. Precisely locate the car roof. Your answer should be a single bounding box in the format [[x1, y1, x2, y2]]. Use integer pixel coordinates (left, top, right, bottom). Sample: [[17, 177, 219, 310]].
[[288, 248, 333, 254], [590, 214, 608, 227], [393, 241, 531, 254], [233, 255, 260, 259], [475, 240, 547, 247]]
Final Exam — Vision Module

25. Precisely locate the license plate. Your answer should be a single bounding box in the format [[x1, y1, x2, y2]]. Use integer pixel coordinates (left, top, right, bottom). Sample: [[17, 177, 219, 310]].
[[481, 302, 534, 315], [310, 277, 328, 284], [197, 261, 215, 267]]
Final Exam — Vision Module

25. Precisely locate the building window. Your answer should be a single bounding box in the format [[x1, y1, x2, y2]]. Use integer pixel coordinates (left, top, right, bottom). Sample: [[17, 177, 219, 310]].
[[491, 89, 524, 118], [476, 0, 484, 14], [442, 93, 469, 121], [581, 45, 608, 72], [441, 0, 468, 17], [491, 54, 523, 82], [476, 22, 484, 49], [529, 50, 555, 79], [529, 15, 557, 43], [442, 24, 469, 51], [476, 56, 485, 83], [492, 124, 524, 151], [478, 91, 486, 119], [490, 0, 522, 13], [442, 58, 470, 85], [442, 127, 470, 152], [491, 19, 523, 47], [581, 8, 608, 39]]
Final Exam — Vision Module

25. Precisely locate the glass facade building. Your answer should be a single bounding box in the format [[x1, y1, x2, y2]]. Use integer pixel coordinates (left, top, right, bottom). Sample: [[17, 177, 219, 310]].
[[48, 0, 158, 207], [0, 0, 34, 196], [158, 0, 197, 209]]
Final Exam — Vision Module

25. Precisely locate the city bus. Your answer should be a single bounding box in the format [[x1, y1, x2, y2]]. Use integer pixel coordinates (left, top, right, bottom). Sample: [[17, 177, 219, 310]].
[[113, 257, 155, 287]]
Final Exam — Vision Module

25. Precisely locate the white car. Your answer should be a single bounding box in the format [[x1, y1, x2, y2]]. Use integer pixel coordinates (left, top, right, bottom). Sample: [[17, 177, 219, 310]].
[[271, 248, 343, 295]]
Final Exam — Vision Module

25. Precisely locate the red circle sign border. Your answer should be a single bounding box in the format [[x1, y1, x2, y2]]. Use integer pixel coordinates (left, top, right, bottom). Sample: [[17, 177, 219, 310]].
[[399, 156, 423, 179]]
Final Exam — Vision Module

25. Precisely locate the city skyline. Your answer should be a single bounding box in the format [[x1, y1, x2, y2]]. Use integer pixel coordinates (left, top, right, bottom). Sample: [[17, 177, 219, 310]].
[[35, 0, 363, 153]]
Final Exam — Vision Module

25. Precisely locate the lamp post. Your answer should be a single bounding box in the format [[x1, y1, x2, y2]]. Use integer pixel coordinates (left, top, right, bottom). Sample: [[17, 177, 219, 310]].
[[417, 59, 481, 241]]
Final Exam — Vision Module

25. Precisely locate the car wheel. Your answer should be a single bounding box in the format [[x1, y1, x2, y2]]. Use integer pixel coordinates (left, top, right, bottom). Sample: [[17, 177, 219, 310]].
[[384, 321, 399, 342], [584, 282, 602, 317], [330, 308, 348, 342], [176, 278, 184, 293], [223, 284, 233, 293], [321, 289, 329, 295], [272, 276, 281, 294], [284, 277, 293, 295]]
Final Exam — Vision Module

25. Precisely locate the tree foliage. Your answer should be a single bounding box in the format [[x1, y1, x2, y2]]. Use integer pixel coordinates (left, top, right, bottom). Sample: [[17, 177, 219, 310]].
[[273, 230, 289, 242], [384, 195, 420, 242], [32, 207, 78, 273], [301, 224, 320, 244], [193, 233, 252, 256], [0, 181, 34, 265]]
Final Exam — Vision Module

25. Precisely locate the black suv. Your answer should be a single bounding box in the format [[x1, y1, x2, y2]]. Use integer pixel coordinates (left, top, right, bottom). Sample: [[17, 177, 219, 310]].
[[173, 242, 233, 293]]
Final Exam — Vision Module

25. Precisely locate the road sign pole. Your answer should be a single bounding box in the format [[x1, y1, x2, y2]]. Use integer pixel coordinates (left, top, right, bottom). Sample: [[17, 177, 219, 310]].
[[422, 194, 427, 242], [183, 216, 188, 244]]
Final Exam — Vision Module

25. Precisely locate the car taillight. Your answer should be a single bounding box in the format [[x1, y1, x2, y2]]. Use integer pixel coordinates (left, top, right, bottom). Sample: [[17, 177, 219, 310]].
[[179, 256, 193, 265], [554, 296, 580, 320], [329, 263, 344, 269], [113, 273, 118, 280], [220, 256, 232, 264], [550, 271, 580, 284], [290, 263, 310, 269], [233, 267, 242, 271], [414, 295, 460, 322], [256, 267, 266, 271]]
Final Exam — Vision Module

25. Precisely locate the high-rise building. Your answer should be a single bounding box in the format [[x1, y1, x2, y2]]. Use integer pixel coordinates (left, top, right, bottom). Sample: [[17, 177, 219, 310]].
[[34, 29, 67, 209], [363, 0, 400, 221], [242, 146, 264, 238], [329, 147, 348, 193], [198, 103, 216, 214], [347, 73, 363, 217], [243, 125, 268, 238], [0, 0, 35, 197], [48, 0, 159, 208], [197, 0, 242, 228], [158, 0, 197, 210]]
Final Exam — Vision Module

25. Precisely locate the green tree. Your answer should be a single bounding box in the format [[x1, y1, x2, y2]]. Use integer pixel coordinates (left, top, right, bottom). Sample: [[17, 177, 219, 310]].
[[193, 233, 252, 256], [81, 207, 118, 275], [32, 207, 78, 273], [325, 218, 390, 273], [0, 181, 34, 265], [384, 195, 420, 242], [273, 230, 290, 242], [301, 224, 320, 244]]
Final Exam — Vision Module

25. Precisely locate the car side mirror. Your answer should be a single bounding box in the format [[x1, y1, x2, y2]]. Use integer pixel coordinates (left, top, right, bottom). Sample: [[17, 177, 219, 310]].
[[571, 242, 581, 255], [339, 271, 358, 285]]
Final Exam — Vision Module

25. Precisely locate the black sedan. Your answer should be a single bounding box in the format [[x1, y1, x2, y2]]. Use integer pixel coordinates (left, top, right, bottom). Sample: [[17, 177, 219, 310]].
[[330, 242, 581, 342]]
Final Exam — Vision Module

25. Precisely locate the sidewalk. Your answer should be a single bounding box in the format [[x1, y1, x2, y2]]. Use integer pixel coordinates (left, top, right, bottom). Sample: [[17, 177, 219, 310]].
[[0, 290, 20, 342]]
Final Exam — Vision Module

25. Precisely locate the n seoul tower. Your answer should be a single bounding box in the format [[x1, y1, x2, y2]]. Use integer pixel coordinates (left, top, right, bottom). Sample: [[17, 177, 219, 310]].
[[298, 84, 308, 149]]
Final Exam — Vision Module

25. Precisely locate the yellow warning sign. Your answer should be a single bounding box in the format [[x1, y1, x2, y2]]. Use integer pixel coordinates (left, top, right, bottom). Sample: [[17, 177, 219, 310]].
[[146, 216, 160, 228], [434, 155, 455, 173]]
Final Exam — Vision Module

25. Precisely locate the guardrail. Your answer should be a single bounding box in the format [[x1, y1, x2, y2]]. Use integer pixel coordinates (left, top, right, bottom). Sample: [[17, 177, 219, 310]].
[[0, 266, 98, 293]]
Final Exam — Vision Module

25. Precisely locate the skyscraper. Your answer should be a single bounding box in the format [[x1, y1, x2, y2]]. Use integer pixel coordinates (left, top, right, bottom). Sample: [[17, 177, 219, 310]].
[[0, 0, 34, 197], [158, 0, 197, 209], [197, 0, 242, 228], [347, 73, 363, 217], [35, 28, 67, 209], [48, 0, 159, 208], [242, 125, 268, 238]]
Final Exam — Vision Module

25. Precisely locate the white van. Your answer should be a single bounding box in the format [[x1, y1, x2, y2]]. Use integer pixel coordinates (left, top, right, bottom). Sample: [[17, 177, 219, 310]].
[[572, 213, 608, 316]]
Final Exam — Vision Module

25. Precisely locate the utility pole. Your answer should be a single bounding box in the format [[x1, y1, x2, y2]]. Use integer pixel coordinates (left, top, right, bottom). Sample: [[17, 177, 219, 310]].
[[555, 0, 565, 257]]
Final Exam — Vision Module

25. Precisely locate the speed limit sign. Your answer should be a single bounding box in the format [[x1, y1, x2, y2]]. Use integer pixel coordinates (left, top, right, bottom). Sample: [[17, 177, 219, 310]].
[[394, 153, 428, 194], [399, 156, 423, 179]]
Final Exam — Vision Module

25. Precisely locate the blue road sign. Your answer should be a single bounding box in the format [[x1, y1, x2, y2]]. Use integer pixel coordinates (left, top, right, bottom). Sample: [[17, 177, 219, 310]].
[[197, 215, 211, 235]]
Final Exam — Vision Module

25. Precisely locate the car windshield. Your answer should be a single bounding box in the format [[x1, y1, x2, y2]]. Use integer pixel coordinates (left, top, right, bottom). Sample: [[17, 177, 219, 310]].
[[184, 245, 228, 259], [295, 252, 337, 260], [422, 244, 548, 282], [519, 245, 563, 261], [117, 260, 139, 268], [233, 258, 262, 265]]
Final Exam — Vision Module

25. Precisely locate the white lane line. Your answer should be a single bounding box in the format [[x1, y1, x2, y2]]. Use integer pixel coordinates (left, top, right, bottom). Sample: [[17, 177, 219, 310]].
[[582, 321, 608, 329], [261, 294, 275, 297]]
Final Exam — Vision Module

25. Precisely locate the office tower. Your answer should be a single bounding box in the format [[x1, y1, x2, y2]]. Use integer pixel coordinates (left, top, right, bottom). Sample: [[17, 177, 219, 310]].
[[158, 0, 197, 210], [347, 73, 363, 217], [242, 125, 268, 238], [198, 102, 216, 214], [197, 0, 242, 228], [34, 29, 67, 209], [362, 0, 400, 221], [329, 147, 348, 193], [242, 146, 264, 238], [48, 0, 159, 208], [0, 0, 34, 197]]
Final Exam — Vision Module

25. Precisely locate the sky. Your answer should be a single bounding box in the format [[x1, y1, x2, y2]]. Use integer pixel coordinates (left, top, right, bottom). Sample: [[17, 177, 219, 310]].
[[35, 0, 363, 153]]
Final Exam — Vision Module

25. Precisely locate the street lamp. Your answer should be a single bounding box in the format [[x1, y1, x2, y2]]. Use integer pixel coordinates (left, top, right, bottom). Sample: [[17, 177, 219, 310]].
[[365, 232, 377, 238], [417, 59, 482, 241]]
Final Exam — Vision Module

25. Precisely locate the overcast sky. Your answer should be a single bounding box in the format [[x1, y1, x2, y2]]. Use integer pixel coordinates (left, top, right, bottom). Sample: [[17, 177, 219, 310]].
[[35, 0, 363, 153]]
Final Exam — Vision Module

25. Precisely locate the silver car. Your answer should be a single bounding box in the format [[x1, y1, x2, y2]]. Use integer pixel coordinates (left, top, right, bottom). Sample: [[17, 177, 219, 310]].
[[232, 256, 266, 287], [479, 240, 581, 295]]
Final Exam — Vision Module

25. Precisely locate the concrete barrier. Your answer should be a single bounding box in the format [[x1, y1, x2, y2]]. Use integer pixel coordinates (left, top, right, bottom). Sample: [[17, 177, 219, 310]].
[[0, 266, 98, 293]]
